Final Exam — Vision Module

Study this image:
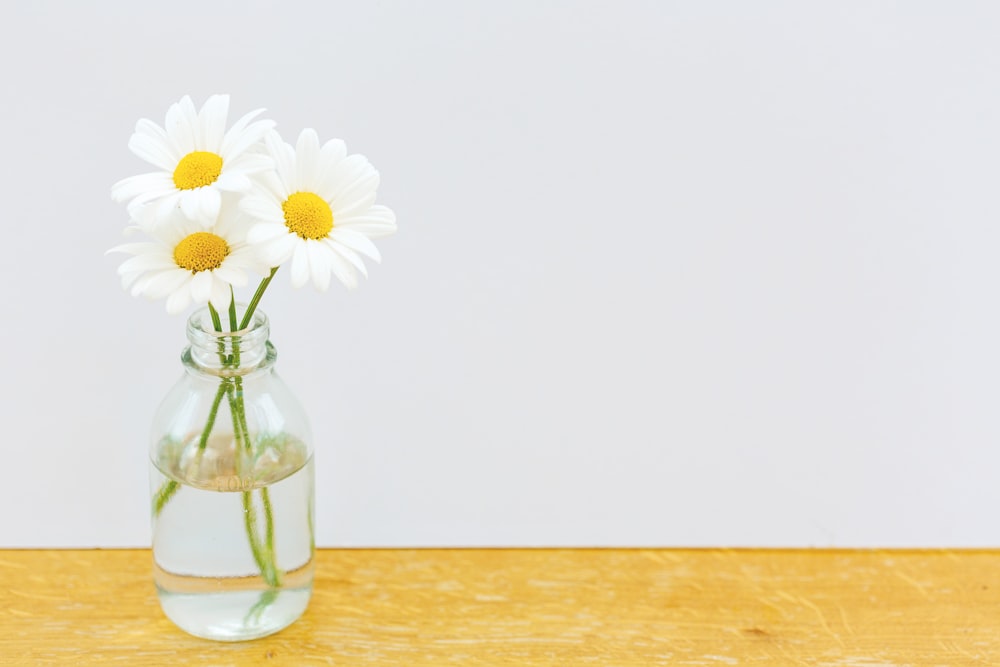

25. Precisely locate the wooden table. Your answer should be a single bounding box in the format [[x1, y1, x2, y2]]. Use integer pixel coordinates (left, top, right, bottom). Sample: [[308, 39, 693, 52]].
[[1, 549, 997, 665]]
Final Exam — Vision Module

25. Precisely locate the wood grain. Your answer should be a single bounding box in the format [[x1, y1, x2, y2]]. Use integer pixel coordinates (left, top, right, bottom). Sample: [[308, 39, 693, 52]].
[[1, 549, 998, 665]]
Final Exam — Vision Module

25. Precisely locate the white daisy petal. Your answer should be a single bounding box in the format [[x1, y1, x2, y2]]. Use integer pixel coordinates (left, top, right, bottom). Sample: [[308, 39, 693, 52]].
[[107, 241, 161, 256], [145, 214, 191, 245], [111, 172, 175, 203], [223, 153, 274, 178], [337, 205, 397, 238], [154, 193, 183, 223], [306, 240, 332, 291], [265, 131, 297, 192], [120, 270, 144, 291], [130, 266, 167, 297], [190, 270, 214, 303], [163, 100, 186, 152], [129, 270, 161, 297], [166, 96, 196, 154], [134, 118, 174, 157], [327, 241, 368, 279], [329, 155, 376, 196], [257, 233, 299, 266], [117, 252, 176, 274], [215, 172, 251, 192], [129, 272, 162, 300], [326, 246, 359, 289], [128, 133, 177, 172], [220, 108, 268, 157], [242, 197, 285, 226], [208, 275, 232, 310], [212, 203, 251, 239], [332, 189, 377, 220], [253, 169, 288, 202], [224, 247, 269, 276], [138, 269, 191, 300], [329, 227, 381, 262], [200, 94, 230, 153], [289, 242, 311, 288], [213, 265, 248, 287], [247, 221, 288, 244], [221, 119, 276, 161], [179, 190, 201, 221], [128, 186, 181, 214], [320, 138, 347, 171], [197, 187, 222, 225], [179, 95, 201, 147], [317, 154, 369, 200], [335, 169, 380, 207], [127, 196, 177, 227], [165, 285, 193, 314], [296, 129, 321, 192]]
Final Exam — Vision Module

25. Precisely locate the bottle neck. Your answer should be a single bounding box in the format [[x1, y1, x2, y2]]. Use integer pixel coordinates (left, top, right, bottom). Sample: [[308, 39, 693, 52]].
[[183, 306, 275, 376]]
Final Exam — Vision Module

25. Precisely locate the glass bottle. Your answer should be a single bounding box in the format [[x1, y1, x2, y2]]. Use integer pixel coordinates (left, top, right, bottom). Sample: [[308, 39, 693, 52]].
[[149, 306, 314, 641]]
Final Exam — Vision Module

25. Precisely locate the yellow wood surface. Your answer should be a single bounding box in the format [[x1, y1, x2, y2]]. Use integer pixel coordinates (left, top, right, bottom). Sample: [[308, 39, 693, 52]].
[[1, 549, 998, 665]]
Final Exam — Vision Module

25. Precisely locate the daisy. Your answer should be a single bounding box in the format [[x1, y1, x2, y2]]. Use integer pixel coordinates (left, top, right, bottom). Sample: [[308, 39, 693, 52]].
[[109, 202, 265, 314], [111, 95, 275, 227], [240, 128, 396, 291]]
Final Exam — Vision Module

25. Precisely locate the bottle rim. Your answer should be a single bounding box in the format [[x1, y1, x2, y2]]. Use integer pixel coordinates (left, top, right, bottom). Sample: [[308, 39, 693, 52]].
[[184, 304, 272, 373]]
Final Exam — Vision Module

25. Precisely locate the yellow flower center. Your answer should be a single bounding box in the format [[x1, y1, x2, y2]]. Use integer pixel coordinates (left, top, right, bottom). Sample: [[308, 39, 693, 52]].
[[173, 232, 230, 272], [172, 151, 223, 190], [282, 192, 334, 240]]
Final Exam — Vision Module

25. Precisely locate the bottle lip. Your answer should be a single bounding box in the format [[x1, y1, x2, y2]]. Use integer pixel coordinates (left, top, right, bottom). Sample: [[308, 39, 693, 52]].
[[186, 304, 269, 343], [184, 304, 271, 372]]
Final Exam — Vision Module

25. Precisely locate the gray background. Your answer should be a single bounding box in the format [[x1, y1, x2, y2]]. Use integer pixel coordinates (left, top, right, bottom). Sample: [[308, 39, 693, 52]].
[[2, 1, 997, 547]]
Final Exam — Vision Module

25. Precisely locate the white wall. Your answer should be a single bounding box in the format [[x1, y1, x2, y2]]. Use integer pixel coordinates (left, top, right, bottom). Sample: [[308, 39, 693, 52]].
[[2, 1, 998, 548]]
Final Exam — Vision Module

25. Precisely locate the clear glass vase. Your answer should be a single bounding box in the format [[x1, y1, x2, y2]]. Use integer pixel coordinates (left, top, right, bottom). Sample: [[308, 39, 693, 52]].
[[149, 306, 314, 641]]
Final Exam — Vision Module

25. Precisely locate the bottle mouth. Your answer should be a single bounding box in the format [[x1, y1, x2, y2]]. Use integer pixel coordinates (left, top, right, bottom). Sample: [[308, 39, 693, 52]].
[[185, 304, 270, 372]]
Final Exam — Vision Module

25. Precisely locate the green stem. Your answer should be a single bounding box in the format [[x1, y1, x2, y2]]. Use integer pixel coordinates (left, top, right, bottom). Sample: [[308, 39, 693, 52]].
[[245, 588, 279, 625], [233, 380, 250, 451], [240, 267, 279, 330], [208, 302, 223, 332], [241, 489, 280, 587], [225, 382, 244, 448], [261, 487, 277, 570], [241, 491, 270, 580], [196, 381, 229, 452], [307, 495, 315, 554], [227, 288, 238, 332], [152, 480, 179, 516], [225, 361, 280, 588], [208, 301, 231, 364]]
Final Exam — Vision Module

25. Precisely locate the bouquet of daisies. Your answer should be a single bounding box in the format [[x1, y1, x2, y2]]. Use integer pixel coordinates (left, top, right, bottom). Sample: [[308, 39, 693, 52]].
[[110, 94, 395, 310], [108, 96, 395, 627]]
